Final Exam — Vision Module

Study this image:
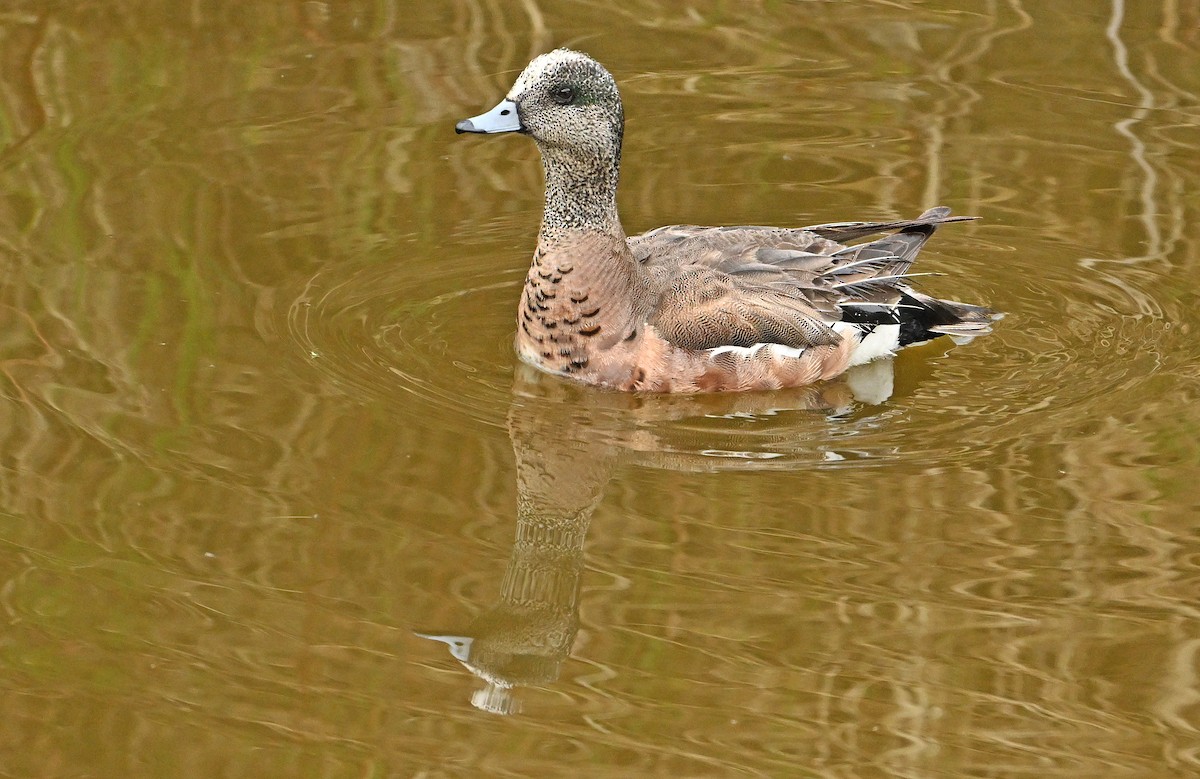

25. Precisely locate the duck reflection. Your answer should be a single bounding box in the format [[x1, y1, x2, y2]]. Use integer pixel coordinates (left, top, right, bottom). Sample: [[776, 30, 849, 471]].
[[416, 359, 894, 714]]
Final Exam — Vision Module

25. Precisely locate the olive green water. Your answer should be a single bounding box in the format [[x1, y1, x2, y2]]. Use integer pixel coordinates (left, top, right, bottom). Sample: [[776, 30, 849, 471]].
[[2, 1, 1198, 777]]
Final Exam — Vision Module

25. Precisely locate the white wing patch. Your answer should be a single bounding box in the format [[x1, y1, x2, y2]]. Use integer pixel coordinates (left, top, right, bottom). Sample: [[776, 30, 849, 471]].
[[704, 325, 898, 367], [767, 344, 806, 360], [707, 343, 806, 360]]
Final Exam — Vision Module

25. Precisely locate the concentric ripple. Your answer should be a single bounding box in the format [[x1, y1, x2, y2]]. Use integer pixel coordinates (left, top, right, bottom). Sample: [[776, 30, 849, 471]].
[[282, 227, 1192, 473], [287, 258, 522, 430]]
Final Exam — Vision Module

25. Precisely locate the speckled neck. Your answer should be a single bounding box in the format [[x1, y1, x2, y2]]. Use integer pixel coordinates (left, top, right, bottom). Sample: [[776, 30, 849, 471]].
[[535, 135, 622, 236]]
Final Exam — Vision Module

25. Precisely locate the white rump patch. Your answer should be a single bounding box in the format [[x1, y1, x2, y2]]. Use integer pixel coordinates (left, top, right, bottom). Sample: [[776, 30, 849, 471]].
[[833, 322, 900, 367]]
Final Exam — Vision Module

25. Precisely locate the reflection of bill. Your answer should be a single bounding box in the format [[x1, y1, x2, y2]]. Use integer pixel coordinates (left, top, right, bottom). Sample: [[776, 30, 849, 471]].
[[415, 360, 895, 714], [415, 511, 587, 717]]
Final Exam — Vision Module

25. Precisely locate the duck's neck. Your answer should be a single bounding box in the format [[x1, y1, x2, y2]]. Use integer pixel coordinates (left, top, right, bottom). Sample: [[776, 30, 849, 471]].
[[517, 141, 647, 376], [536, 143, 622, 236], [531, 142, 639, 323]]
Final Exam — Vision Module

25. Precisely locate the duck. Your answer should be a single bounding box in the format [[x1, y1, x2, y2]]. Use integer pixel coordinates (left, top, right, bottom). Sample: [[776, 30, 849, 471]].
[[456, 49, 999, 393]]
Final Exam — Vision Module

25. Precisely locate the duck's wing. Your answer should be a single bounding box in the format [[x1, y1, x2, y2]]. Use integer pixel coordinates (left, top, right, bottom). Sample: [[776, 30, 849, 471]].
[[647, 266, 842, 351], [645, 240, 927, 352], [638, 208, 982, 351]]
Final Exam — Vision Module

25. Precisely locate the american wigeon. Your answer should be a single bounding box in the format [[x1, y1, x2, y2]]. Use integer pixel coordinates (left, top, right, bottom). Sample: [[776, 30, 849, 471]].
[[457, 49, 999, 393]]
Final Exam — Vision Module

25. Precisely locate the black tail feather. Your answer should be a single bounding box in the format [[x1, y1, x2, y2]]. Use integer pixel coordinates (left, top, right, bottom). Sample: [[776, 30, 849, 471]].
[[897, 291, 1001, 346]]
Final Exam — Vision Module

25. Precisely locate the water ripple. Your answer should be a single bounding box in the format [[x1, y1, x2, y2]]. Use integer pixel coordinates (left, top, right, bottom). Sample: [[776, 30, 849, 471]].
[[282, 225, 1194, 478], [287, 259, 520, 430]]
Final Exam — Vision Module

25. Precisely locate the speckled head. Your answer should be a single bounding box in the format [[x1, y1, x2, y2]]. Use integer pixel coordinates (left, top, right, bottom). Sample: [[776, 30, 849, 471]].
[[457, 49, 624, 166]]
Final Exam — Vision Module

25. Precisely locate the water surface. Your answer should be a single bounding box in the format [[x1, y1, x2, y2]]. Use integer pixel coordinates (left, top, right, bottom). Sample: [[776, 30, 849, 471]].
[[1, 1, 1198, 777]]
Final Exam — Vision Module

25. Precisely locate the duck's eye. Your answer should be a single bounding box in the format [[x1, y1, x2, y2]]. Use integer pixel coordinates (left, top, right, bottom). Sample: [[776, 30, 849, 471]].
[[550, 85, 576, 105]]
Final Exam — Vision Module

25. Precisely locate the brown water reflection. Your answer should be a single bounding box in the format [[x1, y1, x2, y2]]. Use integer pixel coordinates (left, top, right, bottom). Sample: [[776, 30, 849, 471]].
[[416, 368, 864, 716], [1, 0, 1199, 777]]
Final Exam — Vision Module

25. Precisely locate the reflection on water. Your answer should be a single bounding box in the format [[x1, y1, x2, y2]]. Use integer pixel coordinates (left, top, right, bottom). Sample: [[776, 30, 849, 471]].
[[0, 0, 1199, 776], [417, 368, 875, 715]]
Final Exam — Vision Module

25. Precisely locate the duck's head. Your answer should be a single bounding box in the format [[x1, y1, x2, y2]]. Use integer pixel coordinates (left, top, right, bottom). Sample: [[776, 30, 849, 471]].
[[456, 49, 624, 164]]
